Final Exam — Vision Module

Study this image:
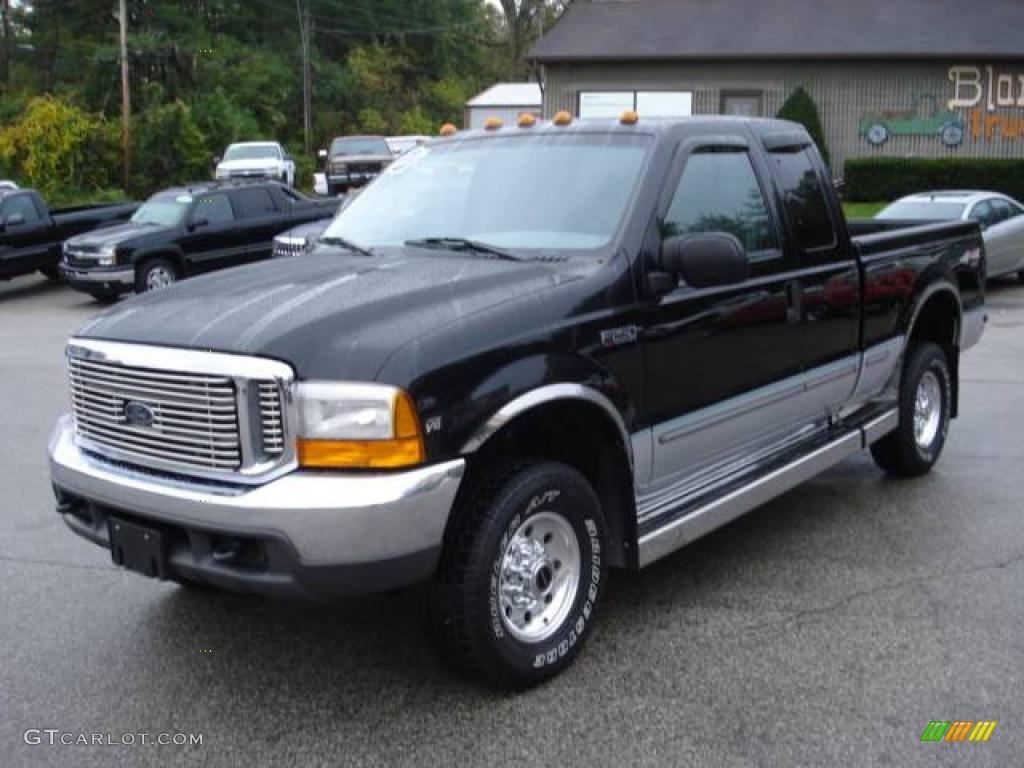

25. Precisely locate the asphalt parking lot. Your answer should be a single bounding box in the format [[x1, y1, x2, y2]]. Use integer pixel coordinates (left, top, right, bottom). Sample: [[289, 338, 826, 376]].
[[1, 274, 1022, 767]]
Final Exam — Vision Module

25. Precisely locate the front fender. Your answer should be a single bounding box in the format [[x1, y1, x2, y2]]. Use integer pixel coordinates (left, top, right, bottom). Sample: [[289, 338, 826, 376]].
[[425, 352, 637, 465]]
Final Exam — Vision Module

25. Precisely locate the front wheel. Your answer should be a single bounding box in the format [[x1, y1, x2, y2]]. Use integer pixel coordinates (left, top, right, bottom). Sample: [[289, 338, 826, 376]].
[[871, 342, 952, 477], [135, 257, 178, 293], [431, 460, 608, 690]]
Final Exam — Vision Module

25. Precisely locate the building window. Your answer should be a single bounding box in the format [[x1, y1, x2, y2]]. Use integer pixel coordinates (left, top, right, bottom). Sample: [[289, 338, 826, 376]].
[[579, 90, 693, 118], [720, 91, 763, 117]]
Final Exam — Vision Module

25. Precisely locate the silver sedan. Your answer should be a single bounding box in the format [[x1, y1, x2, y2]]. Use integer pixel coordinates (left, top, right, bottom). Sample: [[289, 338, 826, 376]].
[[877, 191, 1024, 282]]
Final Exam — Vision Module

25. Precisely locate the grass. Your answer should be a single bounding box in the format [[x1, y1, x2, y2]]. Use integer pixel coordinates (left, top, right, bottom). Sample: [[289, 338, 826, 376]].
[[842, 201, 887, 219]]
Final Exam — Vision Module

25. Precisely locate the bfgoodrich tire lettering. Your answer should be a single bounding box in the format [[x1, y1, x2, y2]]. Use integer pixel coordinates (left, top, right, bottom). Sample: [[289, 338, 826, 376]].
[[431, 460, 607, 690], [871, 342, 952, 477]]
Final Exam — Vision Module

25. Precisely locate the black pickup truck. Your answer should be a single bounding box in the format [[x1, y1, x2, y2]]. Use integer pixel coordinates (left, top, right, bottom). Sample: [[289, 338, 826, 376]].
[[60, 180, 337, 300], [49, 116, 985, 690], [0, 188, 137, 282]]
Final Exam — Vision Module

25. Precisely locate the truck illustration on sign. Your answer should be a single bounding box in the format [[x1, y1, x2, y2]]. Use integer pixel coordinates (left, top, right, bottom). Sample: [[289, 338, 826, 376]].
[[859, 94, 965, 148]]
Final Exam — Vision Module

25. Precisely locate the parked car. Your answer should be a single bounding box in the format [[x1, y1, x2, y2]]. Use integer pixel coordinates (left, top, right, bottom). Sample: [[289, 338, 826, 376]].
[[272, 217, 332, 258], [0, 180, 17, 190], [215, 141, 296, 187], [386, 135, 431, 155], [318, 135, 393, 194], [0, 188, 138, 283], [877, 191, 1024, 281], [49, 116, 985, 690], [60, 180, 337, 300]]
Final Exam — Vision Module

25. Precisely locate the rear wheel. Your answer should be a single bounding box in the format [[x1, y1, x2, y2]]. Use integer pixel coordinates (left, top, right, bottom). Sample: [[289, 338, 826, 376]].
[[135, 256, 178, 293], [871, 342, 952, 477], [430, 460, 608, 690]]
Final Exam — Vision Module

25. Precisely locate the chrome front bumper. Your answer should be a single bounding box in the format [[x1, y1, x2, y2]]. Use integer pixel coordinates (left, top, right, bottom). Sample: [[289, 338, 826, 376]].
[[59, 264, 134, 286], [49, 415, 465, 598]]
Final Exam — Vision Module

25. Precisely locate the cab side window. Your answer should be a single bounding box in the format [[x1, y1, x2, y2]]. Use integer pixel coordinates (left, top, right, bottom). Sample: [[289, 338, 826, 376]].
[[769, 147, 835, 251], [991, 199, 1015, 224], [663, 150, 778, 254], [2, 194, 41, 223], [232, 188, 278, 218], [195, 193, 235, 225]]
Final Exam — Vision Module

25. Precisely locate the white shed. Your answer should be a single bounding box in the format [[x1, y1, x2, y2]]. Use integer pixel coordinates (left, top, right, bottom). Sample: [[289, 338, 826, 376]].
[[465, 83, 543, 129]]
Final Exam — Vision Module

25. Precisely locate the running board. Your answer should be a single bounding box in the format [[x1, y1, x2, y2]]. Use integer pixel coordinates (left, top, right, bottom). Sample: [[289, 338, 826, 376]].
[[636, 409, 897, 568]]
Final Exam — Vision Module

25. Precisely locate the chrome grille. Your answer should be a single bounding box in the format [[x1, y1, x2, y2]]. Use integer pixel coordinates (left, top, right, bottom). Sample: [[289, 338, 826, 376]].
[[68, 356, 242, 472], [258, 382, 285, 456]]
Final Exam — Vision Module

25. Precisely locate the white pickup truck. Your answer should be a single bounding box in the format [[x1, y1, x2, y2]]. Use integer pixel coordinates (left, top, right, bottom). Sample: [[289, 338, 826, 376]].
[[214, 142, 295, 187]]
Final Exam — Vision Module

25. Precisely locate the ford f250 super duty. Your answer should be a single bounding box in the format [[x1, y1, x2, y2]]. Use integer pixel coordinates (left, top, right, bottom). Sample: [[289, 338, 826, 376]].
[[49, 115, 986, 690]]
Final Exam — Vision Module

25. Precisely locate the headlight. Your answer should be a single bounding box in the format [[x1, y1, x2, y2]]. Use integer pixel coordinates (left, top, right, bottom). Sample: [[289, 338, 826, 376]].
[[295, 382, 425, 469], [97, 245, 117, 267]]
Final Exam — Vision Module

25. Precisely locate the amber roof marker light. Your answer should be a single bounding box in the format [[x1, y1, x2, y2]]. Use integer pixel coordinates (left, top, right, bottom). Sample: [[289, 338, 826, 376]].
[[483, 117, 503, 131], [517, 112, 537, 128], [439, 123, 457, 137], [552, 111, 573, 126], [620, 110, 639, 125]]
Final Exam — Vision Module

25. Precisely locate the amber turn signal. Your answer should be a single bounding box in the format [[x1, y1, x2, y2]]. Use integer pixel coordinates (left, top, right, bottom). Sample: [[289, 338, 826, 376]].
[[297, 390, 425, 469]]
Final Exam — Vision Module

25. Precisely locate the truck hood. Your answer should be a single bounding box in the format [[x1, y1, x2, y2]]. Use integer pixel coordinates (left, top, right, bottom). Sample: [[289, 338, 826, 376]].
[[75, 250, 580, 381], [67, 220, 175, 248], [217, 158, 284, 172]]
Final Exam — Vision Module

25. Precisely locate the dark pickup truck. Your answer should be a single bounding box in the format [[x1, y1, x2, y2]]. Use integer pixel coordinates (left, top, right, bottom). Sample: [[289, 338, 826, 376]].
[[60, 180, 337, 300], [49, 116, 985, 690], [0, 189, 137, 282]]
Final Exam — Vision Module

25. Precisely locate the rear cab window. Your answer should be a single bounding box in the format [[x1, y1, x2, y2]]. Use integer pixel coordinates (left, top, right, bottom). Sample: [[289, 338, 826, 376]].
[[768, 146, 837, 254]]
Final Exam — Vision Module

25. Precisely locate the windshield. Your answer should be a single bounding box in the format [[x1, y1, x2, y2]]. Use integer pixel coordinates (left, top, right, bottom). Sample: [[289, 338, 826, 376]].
[[877, 201, 967, 221], [223, 144, 280, 161], [131, 193, 191, 226], [321, 133, 652, 252], [330, 137, 391, 156]]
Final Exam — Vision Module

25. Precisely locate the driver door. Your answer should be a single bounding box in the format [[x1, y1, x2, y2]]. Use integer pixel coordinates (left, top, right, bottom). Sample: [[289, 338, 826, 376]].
[[639, 138, 808, 503], [181, 192, 242, 274], [1, 194, 51, 272]]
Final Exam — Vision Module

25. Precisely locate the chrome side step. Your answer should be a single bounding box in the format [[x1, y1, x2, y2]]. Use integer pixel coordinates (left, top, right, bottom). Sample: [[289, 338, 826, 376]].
[[636, 409, 897, 568]]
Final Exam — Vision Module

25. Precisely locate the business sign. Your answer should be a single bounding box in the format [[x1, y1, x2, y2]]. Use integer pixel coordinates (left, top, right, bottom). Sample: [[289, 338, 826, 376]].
[[949, 65, 1024, 141]]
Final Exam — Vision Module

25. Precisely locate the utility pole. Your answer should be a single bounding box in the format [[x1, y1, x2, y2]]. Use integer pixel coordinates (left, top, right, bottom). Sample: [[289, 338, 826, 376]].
[[1, 0, 10, 87], [296, 0, 312, 154], [118, 0, 131, 189]]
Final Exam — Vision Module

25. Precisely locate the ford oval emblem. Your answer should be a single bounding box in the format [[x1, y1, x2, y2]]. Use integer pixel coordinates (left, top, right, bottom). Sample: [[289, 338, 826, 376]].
[[123, 401, 156, 428]]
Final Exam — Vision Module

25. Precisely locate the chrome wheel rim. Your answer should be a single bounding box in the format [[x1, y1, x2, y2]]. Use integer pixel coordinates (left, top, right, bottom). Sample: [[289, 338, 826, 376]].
[[498, 510, 580, 643], [146, 266, 175, 291], [913, 370, 942, 449]]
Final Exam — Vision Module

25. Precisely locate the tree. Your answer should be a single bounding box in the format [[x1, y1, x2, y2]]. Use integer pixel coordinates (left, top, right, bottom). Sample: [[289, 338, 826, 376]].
[[777, 86, 831, 168]]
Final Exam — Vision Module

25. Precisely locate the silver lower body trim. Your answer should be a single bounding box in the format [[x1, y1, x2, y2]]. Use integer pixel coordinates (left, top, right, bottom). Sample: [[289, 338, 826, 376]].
[[637, 410, 896, 568], [49, 415, 464, 567], [960, 306, 987, 352]]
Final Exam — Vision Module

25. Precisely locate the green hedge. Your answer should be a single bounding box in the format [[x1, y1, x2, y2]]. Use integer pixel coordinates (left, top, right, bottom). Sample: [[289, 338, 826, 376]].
[[844, 158, 1024, 202]]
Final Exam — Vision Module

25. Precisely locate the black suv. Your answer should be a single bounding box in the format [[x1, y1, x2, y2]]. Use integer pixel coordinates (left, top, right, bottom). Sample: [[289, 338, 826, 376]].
[[60, 180, 337, 300]]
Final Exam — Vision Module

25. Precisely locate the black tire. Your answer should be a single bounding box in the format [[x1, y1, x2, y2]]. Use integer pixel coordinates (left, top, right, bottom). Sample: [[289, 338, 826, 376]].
[[135, 256, 178, 294], [430, 460, 608, 690], [871, 342, 952, 477], [39, 266, 61, 282], [86, 287, 120, 304], [1018, 270, 1024, 285]]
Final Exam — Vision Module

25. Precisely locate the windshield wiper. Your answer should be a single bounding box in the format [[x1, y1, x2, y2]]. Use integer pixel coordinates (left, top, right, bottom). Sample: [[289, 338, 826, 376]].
[[318, 236, 373, 256], [404, 237, 523, 262]]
